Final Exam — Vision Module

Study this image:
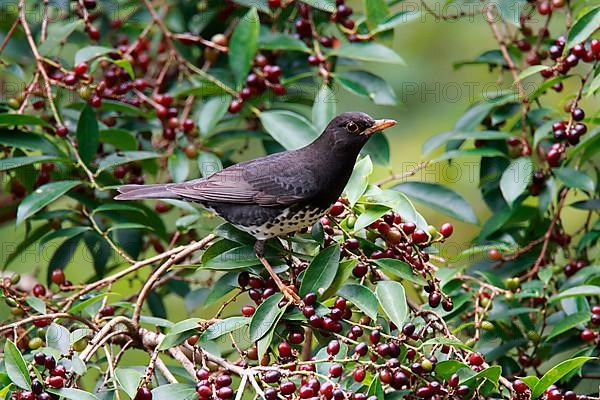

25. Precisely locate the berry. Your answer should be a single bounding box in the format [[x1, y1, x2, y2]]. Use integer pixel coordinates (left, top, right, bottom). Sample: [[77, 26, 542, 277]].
[[329, 202, 345, 216], [448, 373, 460, 388], [439, 222, 453, 237], [34, 352, 47, 365], [50, 268, 65, 285], [280, 381, 296, 395], [215, 374, 232, 388], [241, 305, 255, 316], [51, 364, 67, 377], [468, 352, 485, 366], [299, 386, 314, 398], [74, 62, 89, 76], [278, 341, 292, 357], [488, 248, 502, 261], [580, 328, 595, 341], [329, 363, 343, 377], [327, 339, 340, 355], [263, 370, 281, 383], [412, 229, 428, 244], [428, 291, 442, 308], [44, 355, 56, 370], [32, 284, 46, 297], [228, 99, 242, 113], [369, 329, 381, 344], [352, 262, 368, 277], [353, 367, 366, 382], [47, 376, 64, 389], [56, 125, 69, 137], [218, 387, 233, 399], [303, 292, 317, 305], [571, 107, 585, 121]]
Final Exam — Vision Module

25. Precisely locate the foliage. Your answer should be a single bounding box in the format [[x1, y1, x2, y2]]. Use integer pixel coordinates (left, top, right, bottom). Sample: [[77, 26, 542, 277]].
[[0, 0, 599, 400]]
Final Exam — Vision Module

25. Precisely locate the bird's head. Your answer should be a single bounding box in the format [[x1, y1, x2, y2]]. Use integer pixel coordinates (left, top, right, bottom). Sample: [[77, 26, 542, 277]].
[[321, 112, 396, 150]]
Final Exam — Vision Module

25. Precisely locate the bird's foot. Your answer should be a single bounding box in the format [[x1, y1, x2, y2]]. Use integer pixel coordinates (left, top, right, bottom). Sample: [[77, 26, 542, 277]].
[[279, 283, 302, 305]]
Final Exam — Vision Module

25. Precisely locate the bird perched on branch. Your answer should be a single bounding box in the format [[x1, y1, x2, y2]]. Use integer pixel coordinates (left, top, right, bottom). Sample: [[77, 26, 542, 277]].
[[115, 112, 396, 302]]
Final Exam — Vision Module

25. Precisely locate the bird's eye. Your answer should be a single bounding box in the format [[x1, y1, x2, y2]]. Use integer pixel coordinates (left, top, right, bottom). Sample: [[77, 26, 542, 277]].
[[346, 122, 359, 133]]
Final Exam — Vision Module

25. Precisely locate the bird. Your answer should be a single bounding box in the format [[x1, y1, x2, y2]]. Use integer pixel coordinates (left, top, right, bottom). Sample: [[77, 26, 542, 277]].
[[115, 111, 396, 302]]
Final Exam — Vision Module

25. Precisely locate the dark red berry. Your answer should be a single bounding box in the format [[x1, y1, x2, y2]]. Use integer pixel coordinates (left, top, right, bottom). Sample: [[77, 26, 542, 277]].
[[412, 229, 428, 244], [353, 367, 366, 382], [468, 352, 484, 366], [241, 305, 255, 316], [47, 376, 64, 389], [571, 107, 585, 121], [439, 223, 453, 237], [50, 268, 65, 285], [278, 341, 292, 357], [327, 340, 340, 355], [74, 62, 89, 76], [32, 284, 46, 297]]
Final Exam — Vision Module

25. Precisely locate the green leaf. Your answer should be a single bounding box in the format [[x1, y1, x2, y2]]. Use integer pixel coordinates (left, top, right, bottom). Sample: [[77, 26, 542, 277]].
[[365, 0, 389, 29], [47, 388, 100, 400], [570, 199, 600, 210], [520, 376, 540, 389], [151, 383, 198, 400], [337, 283, 378, 320], [552, 168, 595, 192], [393, 182, 478, 224], [299, 0, 335, 12], [371, 11, 421, 34], [376, 281, 408, 328], [25, 296, 46, 314], [336, 71, 398, 106], [202, 245, 264, 269], [567, 6, 600, 49], [345, 156, 373, 206], [0, 155, 64, 172], [367, 376, 385, 399], [199, 96, 231, 136], [76, 105, 99, 166], [259, 110, 318, 150], [496, 0, 527, 26], [299, 244, 341, 297], [354, 205, 389, 231], [115, 368, 143, 399], [331, 42, 406, 65], [249, 293, 285, 341], [39, 226, 90, 251], [544, 312, 590, 342], [515, 65, 549, 82], [203, 317, 251, 340], [531, 357, 595, 398], [112, 59, 135, 80], [435, 360, 469, 379], [97, 151, 161, 173], [362, 132, 390, 166], [4, 340, 31, 390], [168, 148, 190, 183], [16, 181, 81, 225], [38, 20, 84, 55], [198, 151, 223, 177], [462, 365, 502, 390], [312, 85, 336, 132], [259, 30, 310, 52], [548, 285, 600, 303], [229, 8, 260, 87], [0, 114, 51, 127], [375, 259, 427, 285], [46, 323, 71, 353], [74, 46, 114, 64], [500, 157, 533, 205], [99, 129, 138, 151], [159, 318, 203, 350]]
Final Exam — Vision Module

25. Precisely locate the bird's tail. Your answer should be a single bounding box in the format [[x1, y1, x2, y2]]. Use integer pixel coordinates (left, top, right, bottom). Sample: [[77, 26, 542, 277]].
[[114, 184, 179, 200]]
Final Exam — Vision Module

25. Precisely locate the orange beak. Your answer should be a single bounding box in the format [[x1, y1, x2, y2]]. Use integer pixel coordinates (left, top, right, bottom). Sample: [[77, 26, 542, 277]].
[[362, 119, 397, 135]]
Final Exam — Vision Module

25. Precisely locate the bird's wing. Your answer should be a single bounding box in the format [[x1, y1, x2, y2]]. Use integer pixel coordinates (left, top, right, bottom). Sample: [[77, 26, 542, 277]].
[[166, 153, 318, 206]]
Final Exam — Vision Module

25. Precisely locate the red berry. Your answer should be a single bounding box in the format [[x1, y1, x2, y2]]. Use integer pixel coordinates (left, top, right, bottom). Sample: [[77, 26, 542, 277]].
[[182, 119, 195, 133], [571, 107, 585, 121], [303, 292, 317, 305], [327, 340, 340, 355], [74, 62, 89, 76], [439, 223, 453, 237], [513, 379, 528, 394], [56, 125, 69, 137], [50, 269, 65, 285], [228, 99, 242, 113], [32, 284, 46, 297], [299, 386, 314, 399], [580, 328, 595, 341], [428, 291, 442, 308], [329, 363, 343, 377], [280, 381, 296, 395], [329, 202, 345, 216], [278, 341, 292, 357], [468, 352, 484, 366], [47, 376, 64, 389], [268, 0, 281, 7], [353, 367, 366, 382], [50, 364, 67, 377], [241, 305, 255, 316], [412, 229, 428, 244], [87, 26, 100, 40], [134, 387, 153, 400]]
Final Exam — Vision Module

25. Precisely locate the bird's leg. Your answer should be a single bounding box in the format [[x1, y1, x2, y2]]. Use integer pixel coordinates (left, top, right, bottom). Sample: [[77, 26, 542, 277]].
[[254, 240, 301, 305]]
